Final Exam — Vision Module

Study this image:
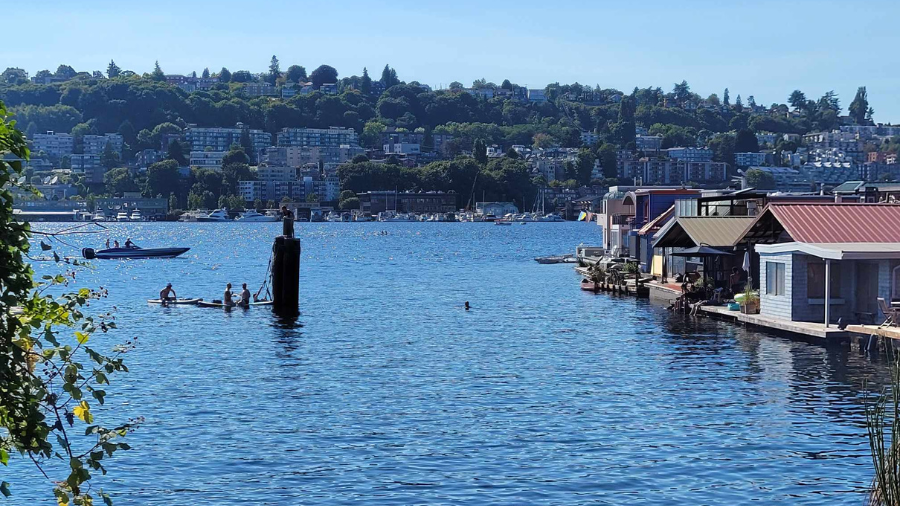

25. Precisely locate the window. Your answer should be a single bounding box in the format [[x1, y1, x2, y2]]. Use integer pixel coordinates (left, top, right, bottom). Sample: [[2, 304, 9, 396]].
[[766, 261, 785, 296], [893, 265, 900, 301], [807, 261, 841, 299]]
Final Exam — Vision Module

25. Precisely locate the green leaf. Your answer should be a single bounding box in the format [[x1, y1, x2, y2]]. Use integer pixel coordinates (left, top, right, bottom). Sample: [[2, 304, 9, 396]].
[[102, 492, 113, 506], [75, 331, 89, 345], [92, 390, 105, 405], [0, 448, 8, 465], [0, 481, 10, 497], [53, 251, 61, 263]]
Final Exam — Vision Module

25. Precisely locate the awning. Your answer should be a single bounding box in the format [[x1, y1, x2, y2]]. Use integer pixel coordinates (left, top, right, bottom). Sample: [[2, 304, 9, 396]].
[[653, 216, 756, 249]]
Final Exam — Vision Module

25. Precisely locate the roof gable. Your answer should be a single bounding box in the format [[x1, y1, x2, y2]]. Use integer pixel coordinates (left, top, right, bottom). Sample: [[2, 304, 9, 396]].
[[735, 203, 900, 245]]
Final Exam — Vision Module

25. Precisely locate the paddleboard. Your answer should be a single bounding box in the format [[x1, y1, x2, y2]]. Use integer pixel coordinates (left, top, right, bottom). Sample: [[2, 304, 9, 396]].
[[197, 300, 273, 308], [147, 298, 202, 305]]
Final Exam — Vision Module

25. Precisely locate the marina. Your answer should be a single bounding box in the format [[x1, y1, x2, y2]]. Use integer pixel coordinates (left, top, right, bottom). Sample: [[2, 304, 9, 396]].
[[2, 220, 889, 504]]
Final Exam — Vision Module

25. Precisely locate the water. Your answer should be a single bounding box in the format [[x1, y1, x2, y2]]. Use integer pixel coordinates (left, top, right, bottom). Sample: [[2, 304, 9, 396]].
[[7, 222, 889, 504]]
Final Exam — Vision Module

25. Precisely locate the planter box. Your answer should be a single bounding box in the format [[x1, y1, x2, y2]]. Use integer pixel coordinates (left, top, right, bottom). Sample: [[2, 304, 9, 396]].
[[741, 300, 760, 314]]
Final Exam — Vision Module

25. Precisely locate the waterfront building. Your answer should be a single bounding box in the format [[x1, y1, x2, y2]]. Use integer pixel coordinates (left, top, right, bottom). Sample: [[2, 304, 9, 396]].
[[621, 158, 727, 184], [736, 203, 900, 327], [238, 180, 305, 203], [475, 202, 518, 217], [734, 152, 767, 167], [359, 191, 458, 214], [94, 196, 167, 219], [622, 188, 701, 268], [189, 151, 226, 170]]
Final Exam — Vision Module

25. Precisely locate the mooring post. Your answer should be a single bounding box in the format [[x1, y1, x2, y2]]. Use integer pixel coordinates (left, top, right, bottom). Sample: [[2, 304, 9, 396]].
[[272, 217, 301, 315]]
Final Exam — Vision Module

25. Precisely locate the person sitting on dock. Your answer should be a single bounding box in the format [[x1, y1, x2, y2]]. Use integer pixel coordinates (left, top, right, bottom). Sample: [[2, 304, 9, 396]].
[[224, 283, 235, 307], [239, 283, 251, 307], [159, 283, 177, 306]]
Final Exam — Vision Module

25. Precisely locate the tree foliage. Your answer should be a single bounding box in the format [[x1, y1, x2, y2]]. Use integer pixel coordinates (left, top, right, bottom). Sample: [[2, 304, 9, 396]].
[[1, 101, 137, 505]]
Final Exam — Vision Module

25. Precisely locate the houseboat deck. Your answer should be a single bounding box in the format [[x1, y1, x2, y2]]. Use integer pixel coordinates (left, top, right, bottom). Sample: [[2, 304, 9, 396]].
[[698, 305, 850, 341]]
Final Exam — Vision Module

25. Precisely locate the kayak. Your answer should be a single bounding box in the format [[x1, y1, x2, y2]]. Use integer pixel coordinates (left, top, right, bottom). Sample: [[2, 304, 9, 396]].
[[147, 298, 202, 305], [83, 247, 190, 260]]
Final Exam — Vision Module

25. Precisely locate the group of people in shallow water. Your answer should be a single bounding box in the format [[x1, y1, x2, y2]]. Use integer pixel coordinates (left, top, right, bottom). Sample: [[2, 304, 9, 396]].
[[158, 282, 259, 307], [105, 238, 138, 249]]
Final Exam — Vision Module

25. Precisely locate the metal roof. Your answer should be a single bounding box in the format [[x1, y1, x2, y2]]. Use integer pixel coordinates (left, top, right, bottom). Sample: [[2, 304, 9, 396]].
[[735, 203, 900, 245], [756, 242, 900, 260], [637, 205, 673, 236], [653, 216, 756, 248]]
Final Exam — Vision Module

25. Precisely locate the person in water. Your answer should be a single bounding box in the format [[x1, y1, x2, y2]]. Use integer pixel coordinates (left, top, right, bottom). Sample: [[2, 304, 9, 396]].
[[239, 283, 252, 306], [159, 283, 177, 306], [465, 301, 470, 310], [224, 283, 235, 307], [113, 240, 120, 248]]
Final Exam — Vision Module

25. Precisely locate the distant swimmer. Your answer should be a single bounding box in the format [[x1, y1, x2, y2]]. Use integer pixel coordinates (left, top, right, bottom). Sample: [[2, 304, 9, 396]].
[[224, 283, 235, 307], [465, 301, 470, 311], [240, 283, 251, 306], [159, 283, 177, 306]]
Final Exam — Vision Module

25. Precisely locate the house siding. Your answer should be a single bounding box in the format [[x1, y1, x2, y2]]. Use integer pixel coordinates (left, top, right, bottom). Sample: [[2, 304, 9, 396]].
[[759, 253, 793, 320]]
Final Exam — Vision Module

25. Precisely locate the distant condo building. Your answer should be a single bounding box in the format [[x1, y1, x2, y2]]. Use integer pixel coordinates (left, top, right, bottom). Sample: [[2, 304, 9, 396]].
[[83, 134, 123, 157], [735, 152, 767, 167], [184, 123, 271, 163], [621, 158, 727, 184], [277, 127, 359, 148], [666, 147, 713, 163], [32, 131, 74, 162], [189, 151, 227, 170], [635, 135, 663, 152]]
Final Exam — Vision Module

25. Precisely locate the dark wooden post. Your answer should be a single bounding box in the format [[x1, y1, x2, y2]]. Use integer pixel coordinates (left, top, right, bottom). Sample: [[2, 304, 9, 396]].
[[272, 218, 301, 315]]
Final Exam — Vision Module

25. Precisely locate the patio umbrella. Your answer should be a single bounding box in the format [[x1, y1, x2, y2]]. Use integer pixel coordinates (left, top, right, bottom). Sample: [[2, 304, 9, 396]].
[[670, 245, 733, 257]]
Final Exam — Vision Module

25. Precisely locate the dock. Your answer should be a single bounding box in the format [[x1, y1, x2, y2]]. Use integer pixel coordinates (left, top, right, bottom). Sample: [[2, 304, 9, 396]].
[[698, 305, 850, 342]]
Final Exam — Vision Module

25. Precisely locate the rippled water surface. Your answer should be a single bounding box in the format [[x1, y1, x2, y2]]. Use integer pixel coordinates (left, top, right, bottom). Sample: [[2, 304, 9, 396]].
[[8, 222, 889, 505]]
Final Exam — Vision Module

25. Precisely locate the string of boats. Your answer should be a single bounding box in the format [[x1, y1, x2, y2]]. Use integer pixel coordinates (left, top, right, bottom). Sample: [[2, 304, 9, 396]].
[[175, 209, 568, 223]]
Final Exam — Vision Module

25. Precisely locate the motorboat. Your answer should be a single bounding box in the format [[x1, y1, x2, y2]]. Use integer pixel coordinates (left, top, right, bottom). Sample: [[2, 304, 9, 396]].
[[326, 212, 342, 222], [196, 209, 230, 222], [91, 211, 106, 222], [535, 254, 577, 264], [235, 210, 279, 222], [130, 209, 143, 221], [378, 211, 416, 222], [580, 278, 601, 292], [115, 211, 130, 221], [495, 220, 512, 226], [82, 246, 190, 259], [537, 214, 565, 222]]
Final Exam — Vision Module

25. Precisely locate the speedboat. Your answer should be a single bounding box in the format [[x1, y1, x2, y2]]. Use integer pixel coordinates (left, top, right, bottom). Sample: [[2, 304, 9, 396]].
[[537, 214, 565, 222], [130, 209, 143, 221], [91, 211, 106, 222], [235, 210, 279, 222], [115, 211, 130, 221], [82, 246, 190, 259], [197, 209, 230, 222]]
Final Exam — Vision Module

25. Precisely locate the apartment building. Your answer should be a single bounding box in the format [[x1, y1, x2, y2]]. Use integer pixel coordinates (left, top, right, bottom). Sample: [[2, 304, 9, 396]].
[[239, 180, 306, 203], [666, 147, 713, 162], [735, 152, 767, 167], [32, 131, 74, 161], [527, 89, 547, 104], [635, 135, 663, 152], [70, 154, 104, 184], [189, 151, 227, 170], [83, 134, 124, 157], [621, 158, 727, 184], [277, 127, 359, 148], [243, 83, 278, 98], [183, 123, 271, 163], [581, 131, 600, 146], [257, 165, 296, 182]]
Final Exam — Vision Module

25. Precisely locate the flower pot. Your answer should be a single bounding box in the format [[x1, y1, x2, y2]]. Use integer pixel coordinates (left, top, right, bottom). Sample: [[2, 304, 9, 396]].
[[741, 299, 759, 314]]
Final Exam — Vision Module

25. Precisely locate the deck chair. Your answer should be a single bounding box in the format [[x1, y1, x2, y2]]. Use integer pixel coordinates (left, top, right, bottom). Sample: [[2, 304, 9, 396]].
[[878, 298, 899, 327]]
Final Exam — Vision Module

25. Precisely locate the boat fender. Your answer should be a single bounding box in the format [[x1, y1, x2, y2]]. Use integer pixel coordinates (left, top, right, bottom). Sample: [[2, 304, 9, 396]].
[[82, 248, 96, 259]]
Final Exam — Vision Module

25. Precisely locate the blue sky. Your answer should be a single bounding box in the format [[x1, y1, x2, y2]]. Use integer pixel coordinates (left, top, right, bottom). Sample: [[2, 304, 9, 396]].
[[8, 0, 900, 121]]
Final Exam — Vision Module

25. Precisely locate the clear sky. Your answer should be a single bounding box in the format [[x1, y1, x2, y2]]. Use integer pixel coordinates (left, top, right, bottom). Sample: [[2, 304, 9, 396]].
[[8, 0, 900, 122]]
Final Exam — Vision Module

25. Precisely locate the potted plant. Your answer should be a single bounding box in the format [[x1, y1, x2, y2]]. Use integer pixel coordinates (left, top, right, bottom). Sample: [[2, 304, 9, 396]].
[[740, 285, 760, 314]]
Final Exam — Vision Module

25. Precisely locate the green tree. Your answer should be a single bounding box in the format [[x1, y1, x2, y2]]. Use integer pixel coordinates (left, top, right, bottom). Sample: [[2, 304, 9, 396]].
[[101, 141, 120, 169], [673, 80, 691, 104], [221, 147, 250, 167], [145, 159, 181, 197], [849, 86, 870, 125], [380, 64, 400, 88], [168, 191, 179, 211], [723, 88, 730, 106], [222, 162, 252, 195], [598, 143, 618, 179], [55, 64, 77, 79], [788, 90, 806, 111], [151, 60, 165, 82], [744, 168, 776, 189], [734, 129, 759, 153], [360, 121, 386, 149], [575, 148, 596, 185], [310, 65, 338, 89], [473, 139, 487, 164], [285, 65, 307, 83], [305, 193, 319, 203], [1, 67, 28, 85], [1, 101, 137, 505], [360, 67, 372, 95], [107, 60, 121, 78], [268, 55, 281, 85], [103, 167, 137, 194], [166, 139, 187, 166], [201, 68, 210, 79], [218, 67, 231, 83]]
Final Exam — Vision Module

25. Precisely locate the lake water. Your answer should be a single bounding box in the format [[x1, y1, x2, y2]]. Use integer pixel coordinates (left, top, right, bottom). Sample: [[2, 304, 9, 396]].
[[8, 221, 888, 505]]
